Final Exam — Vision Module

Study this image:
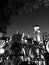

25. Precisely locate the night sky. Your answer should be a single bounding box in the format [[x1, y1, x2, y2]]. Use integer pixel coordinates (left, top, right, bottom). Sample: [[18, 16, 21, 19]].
[[7, 6, 49, 37]]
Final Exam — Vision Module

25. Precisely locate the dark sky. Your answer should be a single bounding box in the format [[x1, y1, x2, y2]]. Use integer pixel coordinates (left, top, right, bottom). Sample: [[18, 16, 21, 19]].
[[7, 6, 49, 37]]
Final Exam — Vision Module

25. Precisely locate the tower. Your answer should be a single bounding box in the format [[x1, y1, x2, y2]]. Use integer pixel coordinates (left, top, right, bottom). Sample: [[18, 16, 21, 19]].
[[33, 25, 41, 42]]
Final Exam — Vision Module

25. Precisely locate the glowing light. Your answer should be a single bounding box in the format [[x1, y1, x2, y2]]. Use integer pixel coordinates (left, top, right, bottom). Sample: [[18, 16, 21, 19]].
[[24, 39, 27, 43], [0, 48, 5, 54]]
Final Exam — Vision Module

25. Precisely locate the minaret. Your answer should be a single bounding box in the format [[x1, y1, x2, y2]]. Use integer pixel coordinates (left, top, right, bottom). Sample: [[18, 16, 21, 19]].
[[33, 25, 41, 42]]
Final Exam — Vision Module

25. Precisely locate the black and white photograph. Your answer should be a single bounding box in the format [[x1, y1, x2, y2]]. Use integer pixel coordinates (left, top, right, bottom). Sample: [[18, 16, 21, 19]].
[[0, 0, 49, 65]]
